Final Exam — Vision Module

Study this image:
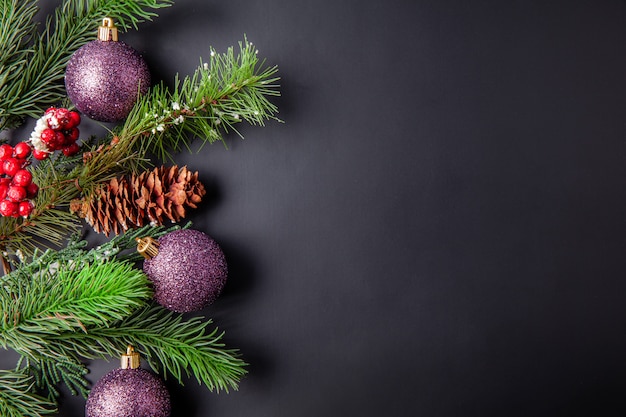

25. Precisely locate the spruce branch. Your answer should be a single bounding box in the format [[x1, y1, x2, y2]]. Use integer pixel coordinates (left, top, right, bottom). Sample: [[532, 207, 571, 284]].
[[44, 305, 248, 393], [0, 227, 158, 401], [0, 1, 39, 72], [0, 223, 250, 401], [118, 37, 281, 161], [19, 355, 90, 399], [113, 305, 247, 392], [0, 259, 152, 353], [0, 0, 172, 129], [0, 369, 57, 417], [0, 157, 84, 263], [64, 0, 173, 31], [4, 287, 247, 397]]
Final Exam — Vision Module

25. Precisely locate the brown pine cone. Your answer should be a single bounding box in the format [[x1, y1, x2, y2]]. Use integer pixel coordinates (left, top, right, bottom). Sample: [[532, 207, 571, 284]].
[[71, 165, 206, 236]]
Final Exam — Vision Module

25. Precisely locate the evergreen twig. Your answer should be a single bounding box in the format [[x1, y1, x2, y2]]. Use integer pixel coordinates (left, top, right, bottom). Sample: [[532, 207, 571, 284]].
[[19, 356, 90, 399], [0, 369, 57, 417], [42, 305, 247, 393], [120, 37, 282, 161], [0, 259, 153, 354], [0, 0, 172, 130]]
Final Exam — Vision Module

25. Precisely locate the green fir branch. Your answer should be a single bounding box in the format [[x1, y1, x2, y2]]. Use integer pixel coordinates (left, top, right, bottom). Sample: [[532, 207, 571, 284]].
[[0, 157, 83, 261], [119, 37, 281, 161], [2, 222, 176, 273], [64, 0, 173, 32], [0, 259, 152, 354], [19, 355, 90, 399], [5, 293, 247, 397], [0, 238, 153, 401], [0, 369, 57, 417], [0, 0, 172, 129], [110, 305, 247, 392], [0, 139, 149, 261], [0, 1, 39, 75], [42, 305, 247, 393]]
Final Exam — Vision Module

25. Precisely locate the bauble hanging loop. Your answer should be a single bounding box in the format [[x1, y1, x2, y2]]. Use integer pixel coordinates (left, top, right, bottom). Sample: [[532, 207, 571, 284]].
[[65, 17, 151, 123], [85, 345, 171, 417]]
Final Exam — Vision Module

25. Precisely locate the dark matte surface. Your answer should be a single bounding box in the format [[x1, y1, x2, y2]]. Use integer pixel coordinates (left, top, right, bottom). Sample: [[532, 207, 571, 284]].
[[2, 1, 626, 416]]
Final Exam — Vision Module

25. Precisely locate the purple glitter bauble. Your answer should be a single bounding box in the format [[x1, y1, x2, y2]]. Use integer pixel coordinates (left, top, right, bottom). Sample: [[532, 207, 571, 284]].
[[85, 368, 170, 417], [144, 229, 228, 313], [65, 40, 150, 122]]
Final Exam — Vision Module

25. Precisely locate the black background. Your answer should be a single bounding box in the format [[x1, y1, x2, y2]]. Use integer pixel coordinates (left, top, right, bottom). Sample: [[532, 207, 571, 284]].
[[1, 1, 626, 416]]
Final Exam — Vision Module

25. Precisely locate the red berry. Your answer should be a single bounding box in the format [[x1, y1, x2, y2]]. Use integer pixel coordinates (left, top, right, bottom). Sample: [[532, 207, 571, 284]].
[[0, 181, 11, 201], [56, 131, 67, 149], [17, 200, 34, 217], [48, 132, 63, 150], [62, 142, 81, 157], [0, 200, 18, 217], [64, 128, 80, 143], [6, 185, 26, 202], [66, 111, 81, 129], [0, 144, 13, 160], [13, 142, 31, 159], [12, 169, 32, 187], [55, 107, 69, 115], [32, 149, 49, 160], [40, 128, 57, 146], [42, 129, 64, 150], [45, 108, 65, 130], [54, 108, 71, 129], [26, 182, 39, 198], [3, 158, 20, 176], [45, 107, 56, 115], [0, 184, 9, 200]]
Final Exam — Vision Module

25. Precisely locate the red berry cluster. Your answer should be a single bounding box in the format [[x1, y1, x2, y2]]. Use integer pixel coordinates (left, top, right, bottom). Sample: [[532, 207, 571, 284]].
[[31, 107, 81, 160], [0, 142, 38, 217]]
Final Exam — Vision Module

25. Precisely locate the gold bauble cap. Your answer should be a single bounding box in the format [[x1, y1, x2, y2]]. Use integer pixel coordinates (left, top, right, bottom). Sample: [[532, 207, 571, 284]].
[[121, 345, 141, 369], [136, 236, 160, 260], [98, 17, 118, 42]]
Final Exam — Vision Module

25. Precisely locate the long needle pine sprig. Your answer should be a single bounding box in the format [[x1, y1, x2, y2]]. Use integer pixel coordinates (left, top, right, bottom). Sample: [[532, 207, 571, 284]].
[[119, 38, 281, 161], [0, 369, 57, 417], [0, 0, 172, 130]]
